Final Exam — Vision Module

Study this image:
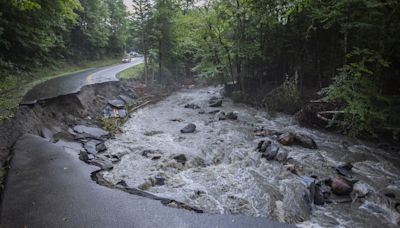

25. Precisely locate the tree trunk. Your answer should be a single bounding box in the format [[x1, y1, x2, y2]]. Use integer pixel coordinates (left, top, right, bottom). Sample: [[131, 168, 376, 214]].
[[158, 38, 162, 81]]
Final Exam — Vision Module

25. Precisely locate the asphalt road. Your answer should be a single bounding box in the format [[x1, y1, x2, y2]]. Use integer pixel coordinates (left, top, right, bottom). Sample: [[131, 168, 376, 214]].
[[21, 57, 143, 105], [0, 134, 294, 228], [2, 59, 295, 227]]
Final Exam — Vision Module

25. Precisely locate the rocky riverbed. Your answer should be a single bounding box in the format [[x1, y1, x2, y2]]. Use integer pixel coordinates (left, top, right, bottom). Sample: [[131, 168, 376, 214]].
[[92, 86, 400, 227]]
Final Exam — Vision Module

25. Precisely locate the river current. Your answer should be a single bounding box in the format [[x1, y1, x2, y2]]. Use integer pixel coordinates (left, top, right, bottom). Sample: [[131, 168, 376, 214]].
[[101, 87, 400, 227]]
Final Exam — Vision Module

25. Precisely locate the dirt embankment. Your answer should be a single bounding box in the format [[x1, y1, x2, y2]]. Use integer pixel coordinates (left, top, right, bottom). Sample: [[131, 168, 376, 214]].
[[0, 79, 164, 186]]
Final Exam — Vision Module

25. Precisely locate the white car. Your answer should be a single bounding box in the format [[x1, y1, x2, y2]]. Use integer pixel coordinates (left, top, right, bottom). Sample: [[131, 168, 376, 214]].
[[122, 57, 131, 63]]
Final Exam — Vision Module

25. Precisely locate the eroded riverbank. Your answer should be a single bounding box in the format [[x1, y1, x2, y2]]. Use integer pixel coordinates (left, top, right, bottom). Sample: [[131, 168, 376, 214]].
[[99, 86, 400, 227], [1, 80, 294, 228]]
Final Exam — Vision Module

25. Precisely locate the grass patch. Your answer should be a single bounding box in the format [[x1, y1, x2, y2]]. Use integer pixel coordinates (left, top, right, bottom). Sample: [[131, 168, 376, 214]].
[[97, 117, 123, 134], [117, 63, 144, 80], [0, 57, 122, 121]]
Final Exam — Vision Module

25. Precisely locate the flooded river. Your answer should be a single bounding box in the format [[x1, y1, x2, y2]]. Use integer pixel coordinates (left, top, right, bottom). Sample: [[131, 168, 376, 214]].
[[100, 87, 400, 227]]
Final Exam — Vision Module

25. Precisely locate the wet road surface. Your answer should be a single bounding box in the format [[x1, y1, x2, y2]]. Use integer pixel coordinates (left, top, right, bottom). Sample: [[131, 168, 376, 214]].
[[21, 58, 143, 105], [0, 134, 292, 228]]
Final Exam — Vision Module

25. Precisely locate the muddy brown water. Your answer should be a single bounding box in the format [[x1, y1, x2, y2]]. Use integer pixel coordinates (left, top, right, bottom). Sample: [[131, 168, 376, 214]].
[[100, 87, 400, 227]]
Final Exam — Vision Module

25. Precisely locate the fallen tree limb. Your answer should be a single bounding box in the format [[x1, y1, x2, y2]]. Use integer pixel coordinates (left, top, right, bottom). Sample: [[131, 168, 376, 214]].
[[318, 110, 346, 115], [129, 100, 152, 113], [316, 112, 346, 126]]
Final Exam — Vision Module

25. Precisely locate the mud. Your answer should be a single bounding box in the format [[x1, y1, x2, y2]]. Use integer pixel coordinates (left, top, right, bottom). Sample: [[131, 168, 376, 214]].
[[0, 80, 141, 171]]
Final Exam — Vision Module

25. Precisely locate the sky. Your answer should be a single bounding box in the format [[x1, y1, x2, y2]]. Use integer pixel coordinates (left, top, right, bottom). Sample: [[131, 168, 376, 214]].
[[123, 0, 133, 12]]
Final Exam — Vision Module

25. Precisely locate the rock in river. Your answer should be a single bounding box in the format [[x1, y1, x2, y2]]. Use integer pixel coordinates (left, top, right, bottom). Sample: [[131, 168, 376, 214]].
[[278, 132, 295, 145], [108, 99, 125, 109], [209, 96, 223, 107], [173, 154, 187, 165], [152, 175, 166, 186], [352, 182, 370, 198], [225, 112, 238, 120], [73, 125, 110, 139], [277, 132, 318, 149], [215, 111, 226, 120], [142, 149, 163, 160], [326, 176, 357, 196], [209, 100, 222, 107], [180, 123, 196, 133], [294, 133, 318, 149], [275, 150, 289, 162], [258, 140, 271, 153], [262, 142, 280, 160], [335, 162, 353, 177], [184, 103, 200, 109]]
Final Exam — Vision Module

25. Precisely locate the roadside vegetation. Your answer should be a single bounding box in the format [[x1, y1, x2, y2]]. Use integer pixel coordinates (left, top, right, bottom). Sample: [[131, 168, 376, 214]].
[[0, 57, 121, 121], [0, 0, 128, 120], [128, 0, 400, 140], [117, 63, 144, 80]]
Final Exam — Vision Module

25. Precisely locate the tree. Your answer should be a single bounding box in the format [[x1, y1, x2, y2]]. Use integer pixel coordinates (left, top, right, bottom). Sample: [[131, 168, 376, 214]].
[[69, 0, 111, 58], [106, 0, 128, 54], [131, 0, 153, 84], [0, 0, 81, 65]]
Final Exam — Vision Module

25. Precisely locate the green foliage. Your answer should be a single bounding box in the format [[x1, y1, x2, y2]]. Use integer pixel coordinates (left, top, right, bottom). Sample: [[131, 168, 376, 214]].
[[97, 117, 122, 134], [0, 57, 121, 120], [321, 48, 392, 136], [117, 63, 144, 80], [0, 0, 128, 68], [231, 90, 245, 103], [264, 73, 301, 114]]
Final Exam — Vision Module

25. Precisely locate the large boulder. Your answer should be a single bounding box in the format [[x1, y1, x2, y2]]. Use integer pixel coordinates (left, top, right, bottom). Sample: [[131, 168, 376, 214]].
[[180, 123, 196, 133], [294, 133, 318, 149], [278, 132, 295, 145], [326, 176, 357, 196], [277, 132, 318, 149], [209, 96, 223, 107]]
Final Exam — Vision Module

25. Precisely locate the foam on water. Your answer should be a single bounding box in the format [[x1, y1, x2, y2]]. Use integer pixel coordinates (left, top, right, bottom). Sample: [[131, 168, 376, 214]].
[[101, 87, 400, 227]]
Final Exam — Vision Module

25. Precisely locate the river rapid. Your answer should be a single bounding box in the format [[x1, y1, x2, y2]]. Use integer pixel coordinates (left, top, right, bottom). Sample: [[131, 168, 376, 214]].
[[100, 86, 400, 227]]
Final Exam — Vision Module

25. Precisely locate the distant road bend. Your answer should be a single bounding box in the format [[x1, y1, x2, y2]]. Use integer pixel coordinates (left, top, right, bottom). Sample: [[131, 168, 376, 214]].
[[21, 57, 144, 105]]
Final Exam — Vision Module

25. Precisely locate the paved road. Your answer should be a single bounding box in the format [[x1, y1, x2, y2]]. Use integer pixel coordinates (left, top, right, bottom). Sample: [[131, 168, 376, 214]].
[[1, 59, 295, 227], [0, 134, 294, 228], [21, 58, 143, 105]]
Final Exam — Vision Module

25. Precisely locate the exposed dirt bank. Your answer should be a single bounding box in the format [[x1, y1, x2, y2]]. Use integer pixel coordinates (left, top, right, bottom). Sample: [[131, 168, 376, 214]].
[[0, 79, 163, 192]]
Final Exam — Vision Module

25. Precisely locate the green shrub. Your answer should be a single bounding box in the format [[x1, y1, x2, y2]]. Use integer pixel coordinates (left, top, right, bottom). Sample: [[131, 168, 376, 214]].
[[117, 63, 144, 80], [231, 90, 244, 103], [263, 73, 301, 114], [321, 48, 394, 137]]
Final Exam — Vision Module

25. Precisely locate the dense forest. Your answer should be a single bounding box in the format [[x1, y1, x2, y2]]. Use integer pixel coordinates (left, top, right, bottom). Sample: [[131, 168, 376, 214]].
[[0, 0, 128, 65], [130, 0, 400, 139], [1, 0, 400, 139]]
